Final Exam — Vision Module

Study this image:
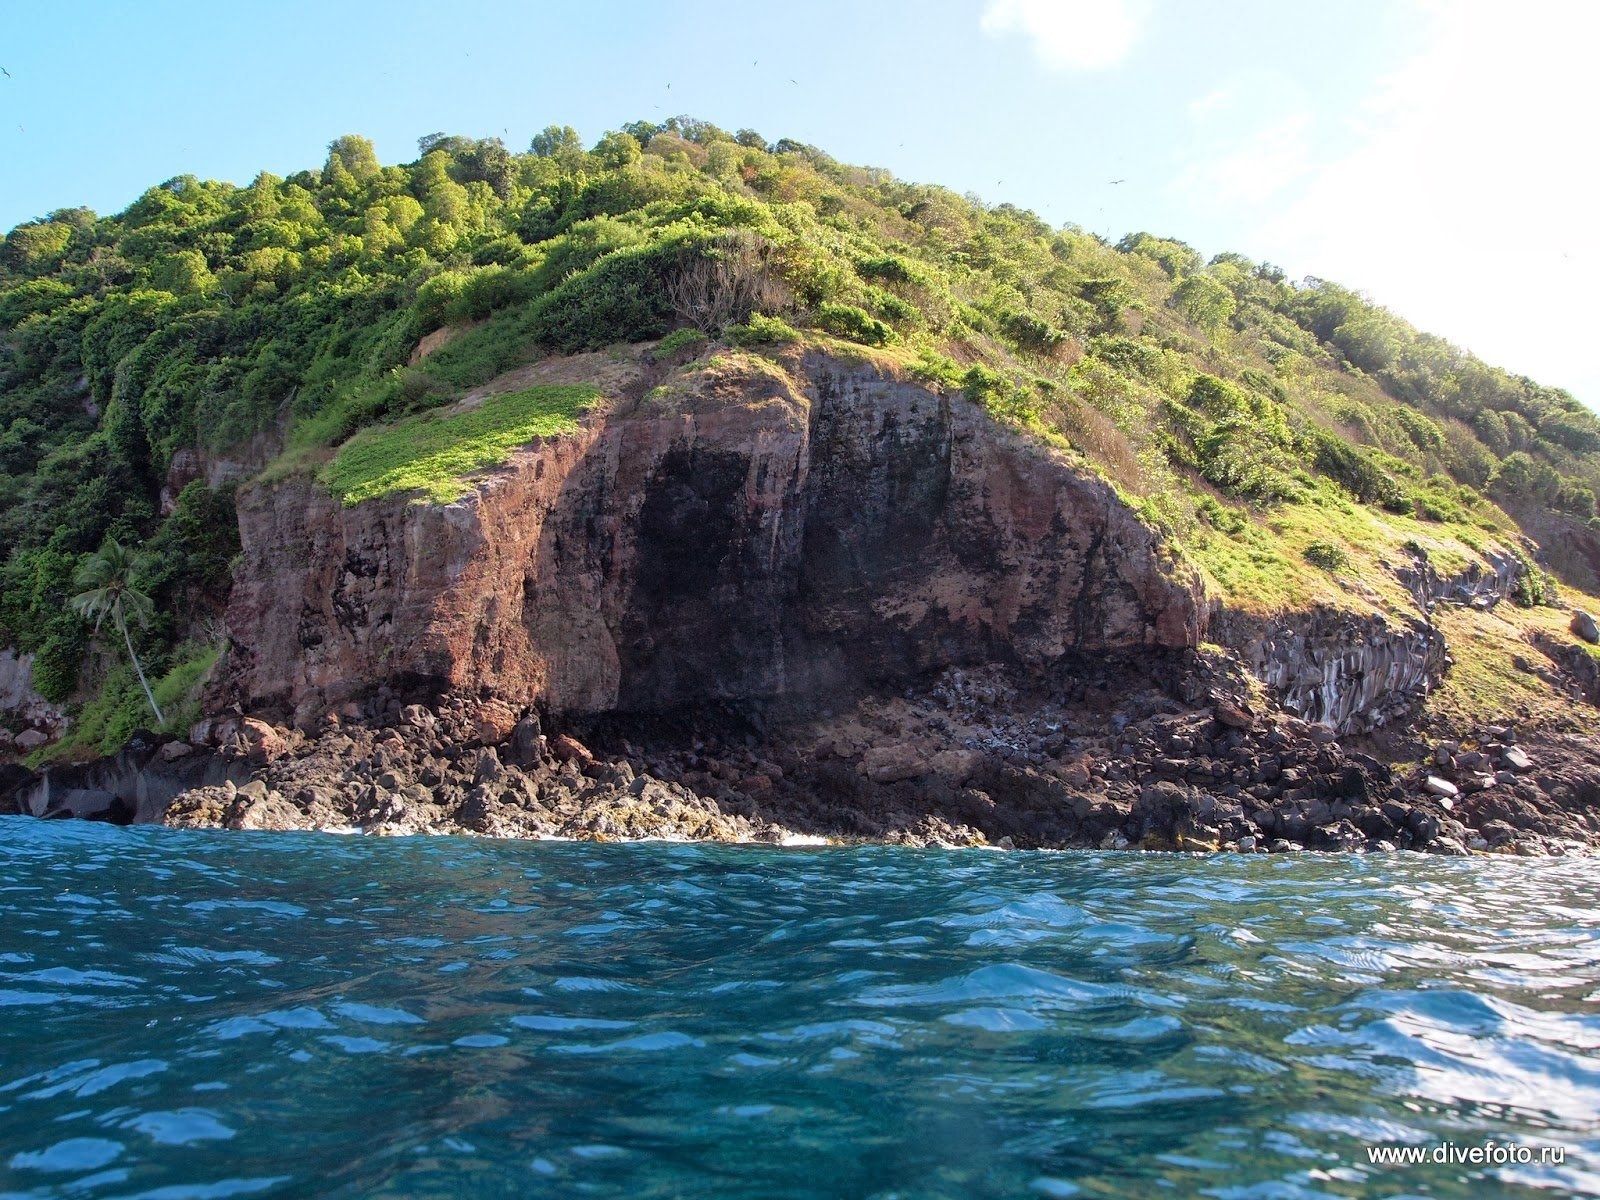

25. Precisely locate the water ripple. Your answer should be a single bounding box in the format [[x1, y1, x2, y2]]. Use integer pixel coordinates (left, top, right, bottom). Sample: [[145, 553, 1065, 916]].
[[2, 818, 1598, 1198]]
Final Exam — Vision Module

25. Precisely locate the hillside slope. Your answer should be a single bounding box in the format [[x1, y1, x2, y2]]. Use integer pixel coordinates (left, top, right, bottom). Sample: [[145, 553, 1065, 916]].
[[2, 118, 1599, 776]]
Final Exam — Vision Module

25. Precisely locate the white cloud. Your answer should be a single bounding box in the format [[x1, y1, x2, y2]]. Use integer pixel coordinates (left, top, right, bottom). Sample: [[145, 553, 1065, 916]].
[[980, 0, 1149, 71], [1248, 0, 1600, 404]]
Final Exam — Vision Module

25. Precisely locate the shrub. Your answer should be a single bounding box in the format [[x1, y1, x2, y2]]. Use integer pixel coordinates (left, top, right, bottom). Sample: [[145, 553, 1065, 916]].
[[653, 328, 708, 359], [446, 266, 539, 323], [1304, 542, 1348, 571], [1510, 545, 1546, 607], [724, 313, 800, 346], [1197, 496, 1247, 535], [414, 271, 469, 330], [522, 241, 682, 352], [1309, 431, 1410, 510], [998, 310, 1068, 355], [665, 231, 787, 335], [816, 302, 893, 346]]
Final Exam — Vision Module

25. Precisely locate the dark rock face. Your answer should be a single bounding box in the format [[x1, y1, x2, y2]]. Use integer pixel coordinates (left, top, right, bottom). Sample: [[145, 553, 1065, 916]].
[[220, 351, 1204, 726], [11, 737, 247, 823]]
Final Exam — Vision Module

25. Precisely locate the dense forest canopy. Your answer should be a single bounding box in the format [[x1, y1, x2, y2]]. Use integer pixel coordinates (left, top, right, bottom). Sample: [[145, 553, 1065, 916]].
[[3, 117, 1598, 729]]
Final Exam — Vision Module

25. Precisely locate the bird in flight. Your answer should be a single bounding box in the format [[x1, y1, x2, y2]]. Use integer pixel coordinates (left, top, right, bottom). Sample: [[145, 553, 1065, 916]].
[[1, 66, 10, 78], [1109, 179, 1126, 185], [789, 78, 798, 85]]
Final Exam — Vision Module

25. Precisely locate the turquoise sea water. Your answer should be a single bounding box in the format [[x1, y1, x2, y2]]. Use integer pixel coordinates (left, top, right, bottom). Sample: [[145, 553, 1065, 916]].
[[2, 819, 1598, 1199]]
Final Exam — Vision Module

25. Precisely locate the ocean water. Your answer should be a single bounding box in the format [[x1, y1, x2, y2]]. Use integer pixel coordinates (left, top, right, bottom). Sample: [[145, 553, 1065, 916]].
[[2, 820, 1598, 1199]]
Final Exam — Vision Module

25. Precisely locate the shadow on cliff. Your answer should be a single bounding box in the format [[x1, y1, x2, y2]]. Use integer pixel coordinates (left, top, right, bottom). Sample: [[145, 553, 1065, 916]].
[[516, 352, 1204, 732]]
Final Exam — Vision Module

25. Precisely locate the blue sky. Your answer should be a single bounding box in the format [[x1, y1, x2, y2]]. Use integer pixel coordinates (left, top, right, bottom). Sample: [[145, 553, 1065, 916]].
[[2, 0, 1594, 407]]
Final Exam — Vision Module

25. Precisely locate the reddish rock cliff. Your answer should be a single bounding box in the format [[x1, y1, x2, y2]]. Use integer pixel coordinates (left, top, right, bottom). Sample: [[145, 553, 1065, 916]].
[[220, 349, 1205, 726]]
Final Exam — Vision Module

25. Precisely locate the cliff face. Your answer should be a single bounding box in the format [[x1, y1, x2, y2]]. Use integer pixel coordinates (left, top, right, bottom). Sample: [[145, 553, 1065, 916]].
[[221, 351, 1205, 726]]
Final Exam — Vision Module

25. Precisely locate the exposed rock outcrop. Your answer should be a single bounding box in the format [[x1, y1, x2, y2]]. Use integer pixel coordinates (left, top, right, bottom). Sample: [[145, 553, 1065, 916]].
[[0, 649, 68, 755], [1223, 608, 1447, 736], [10, 735, 246, 823], [220, 350, 1203, 727], [1396, 545, 1524, 613]]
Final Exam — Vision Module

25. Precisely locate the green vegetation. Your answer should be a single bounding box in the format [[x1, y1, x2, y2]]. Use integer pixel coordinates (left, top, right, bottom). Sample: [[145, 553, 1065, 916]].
[[3, 114, 1599, 735], [321, 384, 596, 505], [34, 642, 218, 762]]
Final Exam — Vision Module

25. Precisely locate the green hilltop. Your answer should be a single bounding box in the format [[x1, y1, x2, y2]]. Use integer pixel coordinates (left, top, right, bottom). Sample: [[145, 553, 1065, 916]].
[[3, 117, 1599, 745]]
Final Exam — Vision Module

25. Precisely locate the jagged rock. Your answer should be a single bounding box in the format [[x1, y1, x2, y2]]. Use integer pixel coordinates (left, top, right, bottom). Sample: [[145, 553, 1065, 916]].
[[232, 793, 308, 831], [14, 729, 48, 752], [158, 741, 195, 762], [1502, 746, 1533, 771], [1572, 610, 1600, 644], [507, 715, 544, 767], [1423, 775, 1459, 799], [1223, 608, 1446, 736], [473, 748, 502, 783], [236, 779, 270, 803]]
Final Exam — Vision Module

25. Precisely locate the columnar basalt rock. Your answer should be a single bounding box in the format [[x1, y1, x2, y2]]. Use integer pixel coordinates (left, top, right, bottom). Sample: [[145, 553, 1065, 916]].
[[1224, 608, 1448, 736], [219, 352, 1205, 726]]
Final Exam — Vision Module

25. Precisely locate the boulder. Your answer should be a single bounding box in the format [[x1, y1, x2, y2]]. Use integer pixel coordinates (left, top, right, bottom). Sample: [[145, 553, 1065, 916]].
[[400, 704, 437, 729], [1501, 746, 1533, 772], [158, 741, 195, 762], [550, 734, 593, 765], [238, 718, 288, 764], [468, 700, 519, 746], [14, 729, 48, 752], [507, 715, 544, 768], [1423, 775, 1459, 799], [928, 747, 980, 787], [1572, 610, 1600, 645], [858, 744, 925, 784], [1211, 700, 1255, 731]]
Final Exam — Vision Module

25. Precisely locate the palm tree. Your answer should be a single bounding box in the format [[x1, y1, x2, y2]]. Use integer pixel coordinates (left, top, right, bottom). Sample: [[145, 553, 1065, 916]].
[[70, 539, 164, 725]]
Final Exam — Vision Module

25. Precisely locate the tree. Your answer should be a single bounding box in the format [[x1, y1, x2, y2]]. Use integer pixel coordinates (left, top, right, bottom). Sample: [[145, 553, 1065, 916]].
[[1172, 272, 1236, 332], [325, 134, 380, 181], [70, 540, 164, 724], [1115, 231, 1201, 278], [530, 124, 583, 159], [593, 130, 642, 170]]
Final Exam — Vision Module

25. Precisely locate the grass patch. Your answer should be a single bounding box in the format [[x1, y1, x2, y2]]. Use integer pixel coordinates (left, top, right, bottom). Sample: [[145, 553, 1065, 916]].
[[1181, 479, 1526, 618], [320, 384, 598, 506]]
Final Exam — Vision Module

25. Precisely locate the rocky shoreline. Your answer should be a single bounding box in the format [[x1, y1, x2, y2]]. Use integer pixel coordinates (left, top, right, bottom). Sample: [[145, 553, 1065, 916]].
[[9, 652, 1598, 857]]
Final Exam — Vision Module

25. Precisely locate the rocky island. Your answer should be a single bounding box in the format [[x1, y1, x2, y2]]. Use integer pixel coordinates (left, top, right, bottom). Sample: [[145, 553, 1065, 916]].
[[4, 121, 1599, 853]]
